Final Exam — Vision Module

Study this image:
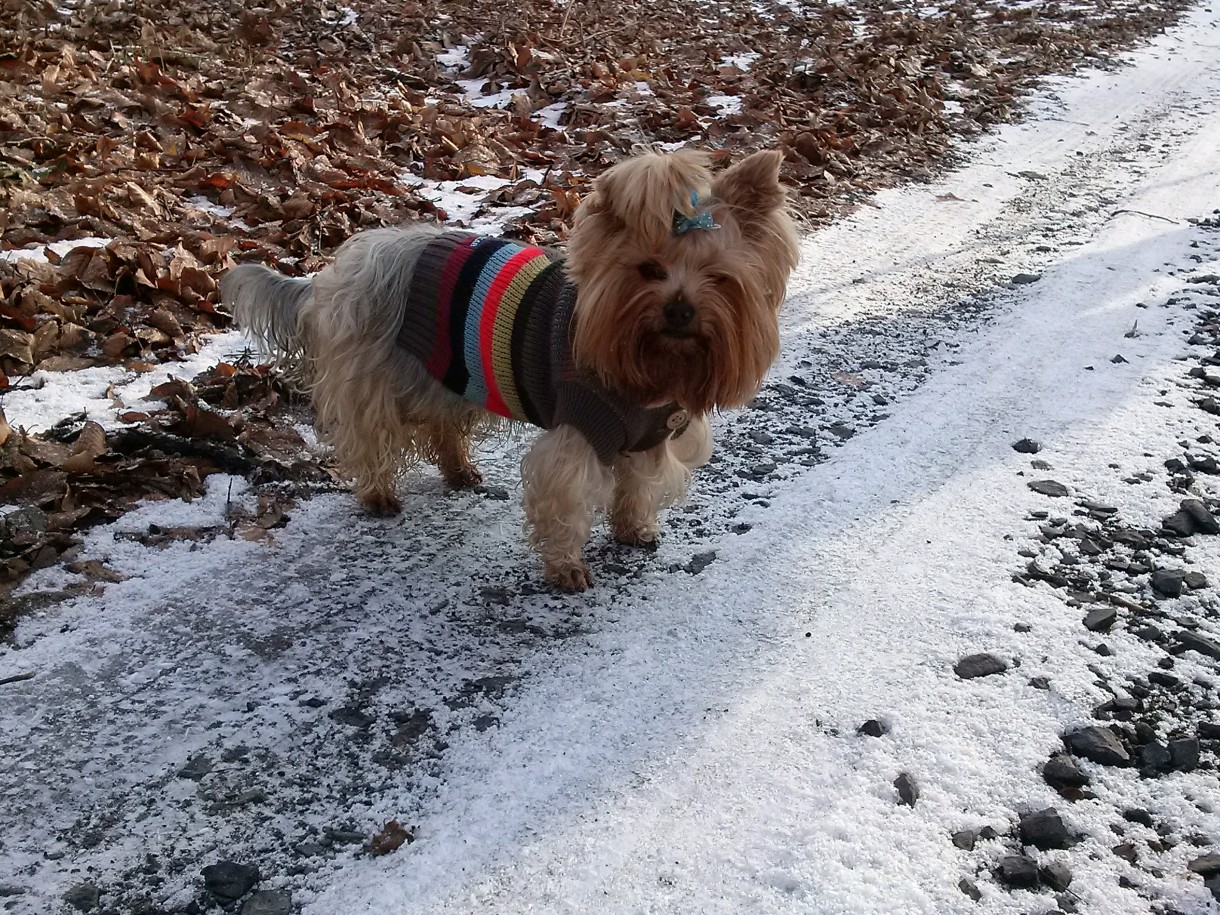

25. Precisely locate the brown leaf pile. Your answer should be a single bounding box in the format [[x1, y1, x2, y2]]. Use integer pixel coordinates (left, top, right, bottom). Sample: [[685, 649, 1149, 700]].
[[0, 361, 324, 588], [0, 0, 1191, 386]]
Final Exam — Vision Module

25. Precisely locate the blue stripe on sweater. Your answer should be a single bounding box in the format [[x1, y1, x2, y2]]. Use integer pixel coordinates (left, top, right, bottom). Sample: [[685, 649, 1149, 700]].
[[462, 244, 519, 407]]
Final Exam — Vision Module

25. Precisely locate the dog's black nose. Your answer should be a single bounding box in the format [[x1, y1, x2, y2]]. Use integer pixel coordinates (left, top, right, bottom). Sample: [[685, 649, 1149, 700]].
[[663, 299, 695, 329]]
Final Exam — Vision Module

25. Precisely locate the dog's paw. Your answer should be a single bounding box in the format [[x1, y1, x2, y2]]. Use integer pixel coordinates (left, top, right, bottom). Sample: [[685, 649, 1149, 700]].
[[442, 465, 484, 489], [359, 491, 403, 516], [612, 523, 661, 552], [545, 560, 593, 592]]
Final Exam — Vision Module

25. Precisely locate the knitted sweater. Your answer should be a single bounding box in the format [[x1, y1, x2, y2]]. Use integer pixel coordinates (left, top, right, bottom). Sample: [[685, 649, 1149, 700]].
[[397, 231, 682, 464]]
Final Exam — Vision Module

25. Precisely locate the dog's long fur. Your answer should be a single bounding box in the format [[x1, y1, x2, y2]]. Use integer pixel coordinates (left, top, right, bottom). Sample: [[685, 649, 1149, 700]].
[[222, 149, 798, 590]]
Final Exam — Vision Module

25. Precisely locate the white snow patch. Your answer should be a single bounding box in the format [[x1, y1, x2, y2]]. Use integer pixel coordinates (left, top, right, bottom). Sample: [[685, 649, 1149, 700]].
[[0, 237, 109, 265]]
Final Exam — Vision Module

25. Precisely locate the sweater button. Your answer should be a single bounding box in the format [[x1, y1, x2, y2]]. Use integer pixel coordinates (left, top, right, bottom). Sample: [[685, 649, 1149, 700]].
[[666, 409, 689, 430]]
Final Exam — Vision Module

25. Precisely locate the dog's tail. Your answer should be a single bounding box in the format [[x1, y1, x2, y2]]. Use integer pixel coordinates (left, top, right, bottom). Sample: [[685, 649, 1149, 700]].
[[221, 265, 314, 375]]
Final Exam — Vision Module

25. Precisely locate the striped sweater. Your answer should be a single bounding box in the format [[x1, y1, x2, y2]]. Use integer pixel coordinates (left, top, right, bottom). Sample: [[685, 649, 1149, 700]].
[[397, 231, 682, 464]]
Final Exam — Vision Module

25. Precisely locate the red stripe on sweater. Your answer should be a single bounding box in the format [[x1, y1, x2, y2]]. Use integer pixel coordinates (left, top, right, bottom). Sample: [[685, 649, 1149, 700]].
[[478, 247, 538, 417], [425, 236, 477, 378]]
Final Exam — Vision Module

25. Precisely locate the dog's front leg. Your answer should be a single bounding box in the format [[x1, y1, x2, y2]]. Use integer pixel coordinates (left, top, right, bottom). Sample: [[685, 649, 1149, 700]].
[[521, 426, 613, 591], [611, 415, 712, 549]]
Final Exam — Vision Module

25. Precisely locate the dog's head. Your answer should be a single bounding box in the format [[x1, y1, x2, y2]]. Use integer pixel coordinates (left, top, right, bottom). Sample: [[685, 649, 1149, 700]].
[[566, 148, 799, 415]]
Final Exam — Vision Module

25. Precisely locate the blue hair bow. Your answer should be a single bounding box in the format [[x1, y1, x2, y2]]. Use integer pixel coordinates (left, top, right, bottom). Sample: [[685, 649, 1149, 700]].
[[672, 190, 720, 235]]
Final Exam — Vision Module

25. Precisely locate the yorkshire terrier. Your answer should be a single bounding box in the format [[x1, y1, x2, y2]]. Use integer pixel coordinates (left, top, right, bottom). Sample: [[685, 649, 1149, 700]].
[[221, 149, 799, 590]]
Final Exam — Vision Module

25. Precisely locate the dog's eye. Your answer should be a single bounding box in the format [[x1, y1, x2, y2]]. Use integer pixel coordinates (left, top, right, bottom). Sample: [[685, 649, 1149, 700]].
[[637, 260, 668, 282]]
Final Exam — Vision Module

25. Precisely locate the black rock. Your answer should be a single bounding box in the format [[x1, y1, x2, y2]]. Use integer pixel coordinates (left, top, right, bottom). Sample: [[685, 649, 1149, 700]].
[[1043, 753, 1090, 789], [1014, 622, 1033, 633], [1151, 570, 1186, 597], [894, 772, 919, 806], [242, 890, 292, 915], [954, 653, 1008, 679], [177, 755, 213, 781], [1123, 808, 1154, 828], [1178, 630, 1220, 660], [1199, 721, 1220, 740], [1083, 607, 1117, 632], [685, 551, 717, 575], [977, 826, 1000, 841], [1063, 726, 1131, 766], [995, 855, 1040, 888], [958, 878, 982, 901], [857, 719, 888, 738], [1012, 273, 1042, 285], [1182, 499, 1220, 534], [1162, 510, 1197, 537], [1056, 892, 1079, 913], [1013, 438, 1042, 454], [1169, 737, 1200, 771], [202, 862, 260, 901], [1189, 853, 1220, 877], [1208, 875, 1220, 903], [1133, 721, 1157, 745], [1113, 843, 1138, 864], [1184, 571, 1209, 590], [1148, 671, 1180, 688], [0, 886, 27, 898], [1139, 741, 1172, 773], [63, 883, 99, 912], [1019, 807, 1070, 850], [1029, 676, 1051, 690], [1189, 455, 1220, 474], [1039, 861, 1073, 891], [1028, 480, 1069, 497], [951, 829, 976, 851]]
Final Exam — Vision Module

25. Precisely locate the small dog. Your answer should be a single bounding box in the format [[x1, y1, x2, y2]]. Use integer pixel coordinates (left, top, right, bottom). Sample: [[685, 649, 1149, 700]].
[[221, 149, 799, 590]]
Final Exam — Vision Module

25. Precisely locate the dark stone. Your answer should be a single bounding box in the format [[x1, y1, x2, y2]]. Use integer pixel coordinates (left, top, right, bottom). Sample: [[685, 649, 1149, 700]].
[[1028, 480, 1069, 497], [1189, 853, 1220, 877], [995, 855, 1040, 889], [1039, 861, 1073, 891], [958, 878, 982, 901], [1029, 676, 1051, 690], [1094, 643, 1113, 656], [1199, 721, 1220, 740], [1123, 808, 1154, 828], [1063, 726, 1130, 766], [0, 886, 27, 898], [1127, 722, 1156, 746], [1178, 630, 1220, 660], [685, 551, 717, 575], [1056, 893, 1079, 913], [1169, 737, 1200, 771], [1019, 807, 1070, 850], [1148, 671, 1180, 688], [1043, 753, 1090, 789], [1014, 622, 1033, 633], [1151, 570, 1187, 597], [325, 829, 367, 845], [202, 862, 260, 901], [329, 705, 376, 728], [894, 772, 919, 806], [1182, 499, 1220, 534], [1163, 510, 1197, 536], [177, 755, 213, 781], [1013, 438, 1042, 454], [857, 719, 888, 737], [1207, 875, 1220, 903], [1012, 273, 1042, 285], [951, 829, 976, 851], [1083, 607, 1117, 632], [977, 826, 999, 841], [1184, 571, 1209, 590], [1112, 843, 1138, 864], [241, 890, 292, 915], [1189, 455, 1220, 474], [63, 883, 99, 912], [1139, 741, 1172, 773], [954, 653, 1008, 679]]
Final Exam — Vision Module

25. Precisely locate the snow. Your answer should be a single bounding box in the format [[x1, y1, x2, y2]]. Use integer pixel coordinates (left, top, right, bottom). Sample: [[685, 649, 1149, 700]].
[[0, 236, 109, 265], [2, 331, 250, 434], [3, 5, 1220, 914]]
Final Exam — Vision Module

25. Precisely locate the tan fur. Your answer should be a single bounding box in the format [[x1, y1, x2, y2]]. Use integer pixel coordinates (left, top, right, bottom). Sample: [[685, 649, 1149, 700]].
[[222, 150, 800, 591]]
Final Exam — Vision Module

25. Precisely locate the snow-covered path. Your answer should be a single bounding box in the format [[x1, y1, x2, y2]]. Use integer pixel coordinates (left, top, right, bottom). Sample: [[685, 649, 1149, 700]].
[[3, 7, 1220, 915]]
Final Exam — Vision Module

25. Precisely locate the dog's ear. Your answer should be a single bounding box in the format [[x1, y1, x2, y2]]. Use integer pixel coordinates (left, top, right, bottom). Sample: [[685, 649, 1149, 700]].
[[583, 149, 712, 247], [711, 150, 787, 227]]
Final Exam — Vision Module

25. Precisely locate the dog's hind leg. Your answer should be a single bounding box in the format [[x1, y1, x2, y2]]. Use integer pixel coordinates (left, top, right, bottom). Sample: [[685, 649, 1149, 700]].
[[424, 418, 483, 489]]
